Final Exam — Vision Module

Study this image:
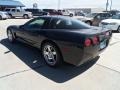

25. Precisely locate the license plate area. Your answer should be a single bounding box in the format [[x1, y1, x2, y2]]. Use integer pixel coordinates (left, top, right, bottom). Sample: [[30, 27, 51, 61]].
[[100, 40, 107, 50]]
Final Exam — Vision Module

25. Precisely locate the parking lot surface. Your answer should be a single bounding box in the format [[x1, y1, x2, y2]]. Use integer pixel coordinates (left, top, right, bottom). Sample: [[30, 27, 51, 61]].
[[0, 19, 120, 90]]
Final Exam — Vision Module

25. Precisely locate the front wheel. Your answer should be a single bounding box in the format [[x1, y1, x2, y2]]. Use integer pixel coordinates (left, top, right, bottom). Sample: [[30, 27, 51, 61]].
[[7, 30, 15, 43], [117, 26, 120, 33], [23, 14, 29, 19], [69, 14, 73, 17], [41, 42, 63, 67], [0, 15, 2, 20]]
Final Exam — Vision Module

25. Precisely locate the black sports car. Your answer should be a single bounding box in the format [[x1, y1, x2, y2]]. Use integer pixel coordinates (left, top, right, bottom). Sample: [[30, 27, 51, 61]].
[[7, 16, 112, 67]]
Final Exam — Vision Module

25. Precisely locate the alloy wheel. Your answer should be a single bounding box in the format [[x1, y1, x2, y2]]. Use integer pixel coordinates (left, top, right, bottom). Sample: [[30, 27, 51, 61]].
[[43, 44, 57, 66], [24, 15, 28, 19], [7, 30, 13, 42], [118, 26, 120, 33]]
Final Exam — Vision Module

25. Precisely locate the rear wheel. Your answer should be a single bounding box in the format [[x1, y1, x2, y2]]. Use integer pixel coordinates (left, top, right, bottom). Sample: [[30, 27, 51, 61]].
[[41, 42, 63, 67], [69, 13, 73, 17], [117, 26, 120, 33], [7, 29, 15, 43], [23, 14, 29, 19]]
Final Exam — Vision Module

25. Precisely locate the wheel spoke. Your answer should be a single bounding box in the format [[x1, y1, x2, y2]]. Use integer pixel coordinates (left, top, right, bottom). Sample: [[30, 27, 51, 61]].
[[44, 51, 49, 55], [47, 46, 51, 52], [8, 31, 13, 41], [43, 44, 58, 66], [52, 52, 56, 55]]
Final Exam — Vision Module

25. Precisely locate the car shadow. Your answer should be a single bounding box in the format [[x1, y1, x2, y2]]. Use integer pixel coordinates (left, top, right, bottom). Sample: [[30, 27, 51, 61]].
[[0, 38, 99, 83]]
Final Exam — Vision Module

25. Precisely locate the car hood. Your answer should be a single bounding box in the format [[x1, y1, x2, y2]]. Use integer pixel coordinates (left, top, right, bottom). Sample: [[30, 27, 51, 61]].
[[0, 11, 8, 14], [101, 19, 120, 24]]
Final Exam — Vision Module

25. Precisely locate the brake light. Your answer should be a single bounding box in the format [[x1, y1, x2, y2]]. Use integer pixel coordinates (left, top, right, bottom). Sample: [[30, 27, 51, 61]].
[[84, 38, 92, 47], [92, 36, 99, 45]]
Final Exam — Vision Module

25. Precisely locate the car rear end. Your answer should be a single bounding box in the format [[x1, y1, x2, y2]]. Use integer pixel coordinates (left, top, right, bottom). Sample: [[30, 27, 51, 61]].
[[79, 29, 112, 65], [58, 28, 112, 66]]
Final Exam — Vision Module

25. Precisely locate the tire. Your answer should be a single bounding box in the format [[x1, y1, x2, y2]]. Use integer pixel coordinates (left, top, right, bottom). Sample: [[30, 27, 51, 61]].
[[41, 42, 63, 67], [85, 21, 92, 26], [23, 14, 29, 19], [0, 15, 2, 20], [7, 29, 15, 43], [9, 14, 13, 19], [69, 13, 73, 17], [117, 26, 120, 33]]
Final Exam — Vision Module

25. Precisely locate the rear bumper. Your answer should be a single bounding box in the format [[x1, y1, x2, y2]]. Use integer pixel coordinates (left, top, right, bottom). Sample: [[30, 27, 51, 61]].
[[57, 39, 110, 66]]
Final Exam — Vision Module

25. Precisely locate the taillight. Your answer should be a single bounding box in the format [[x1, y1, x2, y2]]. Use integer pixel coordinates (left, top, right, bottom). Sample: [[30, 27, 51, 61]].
[[84, 38, 92, 47], [92, 36, 99, 45]]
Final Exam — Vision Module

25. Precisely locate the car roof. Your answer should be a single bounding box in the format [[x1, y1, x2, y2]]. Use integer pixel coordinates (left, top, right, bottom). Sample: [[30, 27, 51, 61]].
[[5, 8, 16, 9], [92, 12, 109, 14], [38, 15, 72, 20]]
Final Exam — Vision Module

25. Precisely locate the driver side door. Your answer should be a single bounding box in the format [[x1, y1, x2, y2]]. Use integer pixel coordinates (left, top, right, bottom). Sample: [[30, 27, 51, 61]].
[[19, 18, 47, 46]]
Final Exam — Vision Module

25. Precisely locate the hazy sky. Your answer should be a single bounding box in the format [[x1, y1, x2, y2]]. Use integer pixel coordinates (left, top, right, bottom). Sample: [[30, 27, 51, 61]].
[[18, 0, 120, 10]]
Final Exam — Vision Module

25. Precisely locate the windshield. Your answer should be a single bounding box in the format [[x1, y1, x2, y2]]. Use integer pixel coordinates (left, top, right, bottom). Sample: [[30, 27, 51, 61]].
[[112, 15, 120, 19]]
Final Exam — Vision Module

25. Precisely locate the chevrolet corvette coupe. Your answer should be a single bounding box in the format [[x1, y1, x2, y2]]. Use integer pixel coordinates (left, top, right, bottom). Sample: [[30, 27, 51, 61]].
[[7, 16, 112, 67]]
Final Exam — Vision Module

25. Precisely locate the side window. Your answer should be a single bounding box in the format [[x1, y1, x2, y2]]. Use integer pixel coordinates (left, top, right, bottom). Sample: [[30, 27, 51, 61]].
[[12, 9, 16, 12], [50, 19, 66, 29], [95, 14, 101, 19], [5, 9, 10, 11], [26, 18, 46, 29], [105, 14, 111, 18], [101, 13, 110, 19], [17, 9, 20, 12], [56, 20, 65, 29], [118, 15, 120, 19]]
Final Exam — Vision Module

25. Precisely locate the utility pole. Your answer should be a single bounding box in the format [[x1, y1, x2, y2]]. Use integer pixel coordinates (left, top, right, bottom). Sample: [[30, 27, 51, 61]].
[[106, 0, 109, 11], [58, 0, 61, 10], [110, 0, 112, 11]]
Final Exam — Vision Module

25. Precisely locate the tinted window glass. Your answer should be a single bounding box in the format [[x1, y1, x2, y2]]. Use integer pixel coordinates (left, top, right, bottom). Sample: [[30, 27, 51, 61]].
[[27, 18, 46, 29], [112, 15, 120, 19], [17, 9, 20, 12], [26, 17, 50, 29], [12, 9, 16, 12], [50, 18, 90, 29], [94, 14, 101, 19], [5, 9, 10, 11]]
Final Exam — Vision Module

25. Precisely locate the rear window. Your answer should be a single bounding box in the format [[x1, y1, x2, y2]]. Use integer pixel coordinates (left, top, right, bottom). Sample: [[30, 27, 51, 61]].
[[50, 18, 90, 29]]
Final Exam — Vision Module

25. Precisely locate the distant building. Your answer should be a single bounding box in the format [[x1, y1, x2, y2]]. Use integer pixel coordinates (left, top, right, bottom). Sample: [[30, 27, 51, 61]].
[[65, 8, 105, 14], [0, 0, 25, 10]]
